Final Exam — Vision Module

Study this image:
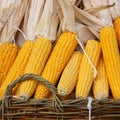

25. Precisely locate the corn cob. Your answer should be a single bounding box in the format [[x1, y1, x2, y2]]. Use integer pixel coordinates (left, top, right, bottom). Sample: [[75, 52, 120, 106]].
[[100, 26, 120, 99], [0, 40, 34, 99], [76, 40, 101, 98], [0, 0, 27, 99], [0, 42, 18, 86], [34, 0, 78, 99], [114, 17, 120, 46], [93, 57, 109, 99], [57, 51, 82, 96], [34, 32, 78, 99], [15, 0, 58, 99], [0, 0, 27, 85], [0, 0, 19, 32], [15, 38, 52, 99], [16, 0, 58, 99]]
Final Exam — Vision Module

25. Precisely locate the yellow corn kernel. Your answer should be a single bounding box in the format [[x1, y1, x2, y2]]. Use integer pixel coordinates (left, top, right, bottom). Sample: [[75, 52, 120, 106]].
[[93, 57, 109, 100], [114, 17, 120, 46], [0, 42, 18, 86], [57, 51, 82, 96], [34, 32, 78, 99], [15, 37, 52, 99], [76, 40, 101, 98], [100, 26, 120, 99], [0, 40, 34, 99], [0, 43, 6, 79]]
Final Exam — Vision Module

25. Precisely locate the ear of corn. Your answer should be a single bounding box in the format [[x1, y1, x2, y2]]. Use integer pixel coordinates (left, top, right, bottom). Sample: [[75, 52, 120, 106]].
[[0, 40, 34, 99], [0, 0, 26, 87], [100, 26, 120, 99], [34, 32, 78, 99], [76, 40, 101, 98], [15, 38, 52, 99], [0, 42, 19, 86], [114, 17, 120, 46], [57, 51, 82, 96], [93, 57, 109, 100]]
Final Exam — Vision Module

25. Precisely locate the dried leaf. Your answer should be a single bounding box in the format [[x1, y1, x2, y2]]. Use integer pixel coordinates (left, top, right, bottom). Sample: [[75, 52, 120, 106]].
[[76, 23, 96, 45], [25, 0, 45, 40], [0, 0, 27, 43], [83, 0, 113, 26], [37, 0, 59, 42], [0, 0, 17, 32], [83, 0, 92, 8], [56, 0, 77, 33], [74, 5, 104, 32], [84, 4, 115, 15], [108, 0, 120, 20], [87, 27, 99, 39]]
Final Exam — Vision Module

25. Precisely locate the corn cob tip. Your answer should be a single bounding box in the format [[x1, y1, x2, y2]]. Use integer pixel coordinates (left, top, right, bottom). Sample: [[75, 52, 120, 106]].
[[76, 39, 101, 98], [95, 93, 108, 100], [34, 32, 77, 98], [100, 26, 120, 99], [17, 94, 29, 100], [58, 88, 67, 96]]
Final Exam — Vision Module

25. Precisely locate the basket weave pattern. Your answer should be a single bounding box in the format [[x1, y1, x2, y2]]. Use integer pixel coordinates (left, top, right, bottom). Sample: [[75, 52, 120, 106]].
[[1, 74, 120, 119]]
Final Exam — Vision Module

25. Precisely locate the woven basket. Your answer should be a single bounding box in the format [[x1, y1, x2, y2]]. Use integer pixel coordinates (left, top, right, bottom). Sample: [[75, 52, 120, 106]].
[[1, 74, 120, 120]]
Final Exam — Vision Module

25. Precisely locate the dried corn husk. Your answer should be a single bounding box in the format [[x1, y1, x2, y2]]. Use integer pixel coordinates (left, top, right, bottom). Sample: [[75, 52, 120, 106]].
[[37, 0, 59, 42], [56, 0, 77, 34], [0, 0, 27, 43], [0, 0, 18, 33], [73, 0, 113, 38], [84, 1, 114, 15], [76, 23, 96, 45], [83, 0, 113, 26], [25, 0, 45, 40], [70, 0, 82, 6], [74, 6, 104, 33], [17, 0, 46, 46], [16, 0, 45, 47], [108, 0, 120, 20]]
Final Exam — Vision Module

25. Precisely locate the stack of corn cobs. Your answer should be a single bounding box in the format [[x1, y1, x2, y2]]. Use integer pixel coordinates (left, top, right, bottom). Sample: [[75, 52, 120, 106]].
[[0, 0, 120, 101]]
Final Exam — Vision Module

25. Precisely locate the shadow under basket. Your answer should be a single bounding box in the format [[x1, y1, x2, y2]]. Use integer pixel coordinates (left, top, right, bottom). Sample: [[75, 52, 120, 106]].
[[0, 74, 120, 120]]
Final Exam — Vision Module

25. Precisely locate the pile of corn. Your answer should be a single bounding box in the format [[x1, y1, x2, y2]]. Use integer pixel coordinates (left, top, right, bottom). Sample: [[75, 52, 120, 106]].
[[0, 0, 120, 101]]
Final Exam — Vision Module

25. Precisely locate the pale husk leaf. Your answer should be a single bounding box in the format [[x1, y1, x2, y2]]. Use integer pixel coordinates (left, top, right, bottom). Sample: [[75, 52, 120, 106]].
[[56, 7, 64, 40], [84, 0, 113, 26], [76, 23, 96, 45], [83, 0, 114, 38], [108, 0, 120, 20], [69, 0, 82, 6], [24, 0, 45, 40], [73, 0, 114, 38], [84, 3, 115, 16], [87, 27, 99, 39], [83, 0, 92, 8], [74, 5, 104, 32], [56, 0, 77, 33], [16, 30, 25, 47], [0, 0, 27, 43], [37, 0, 59, 42], [0, 0, 17, 32]]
